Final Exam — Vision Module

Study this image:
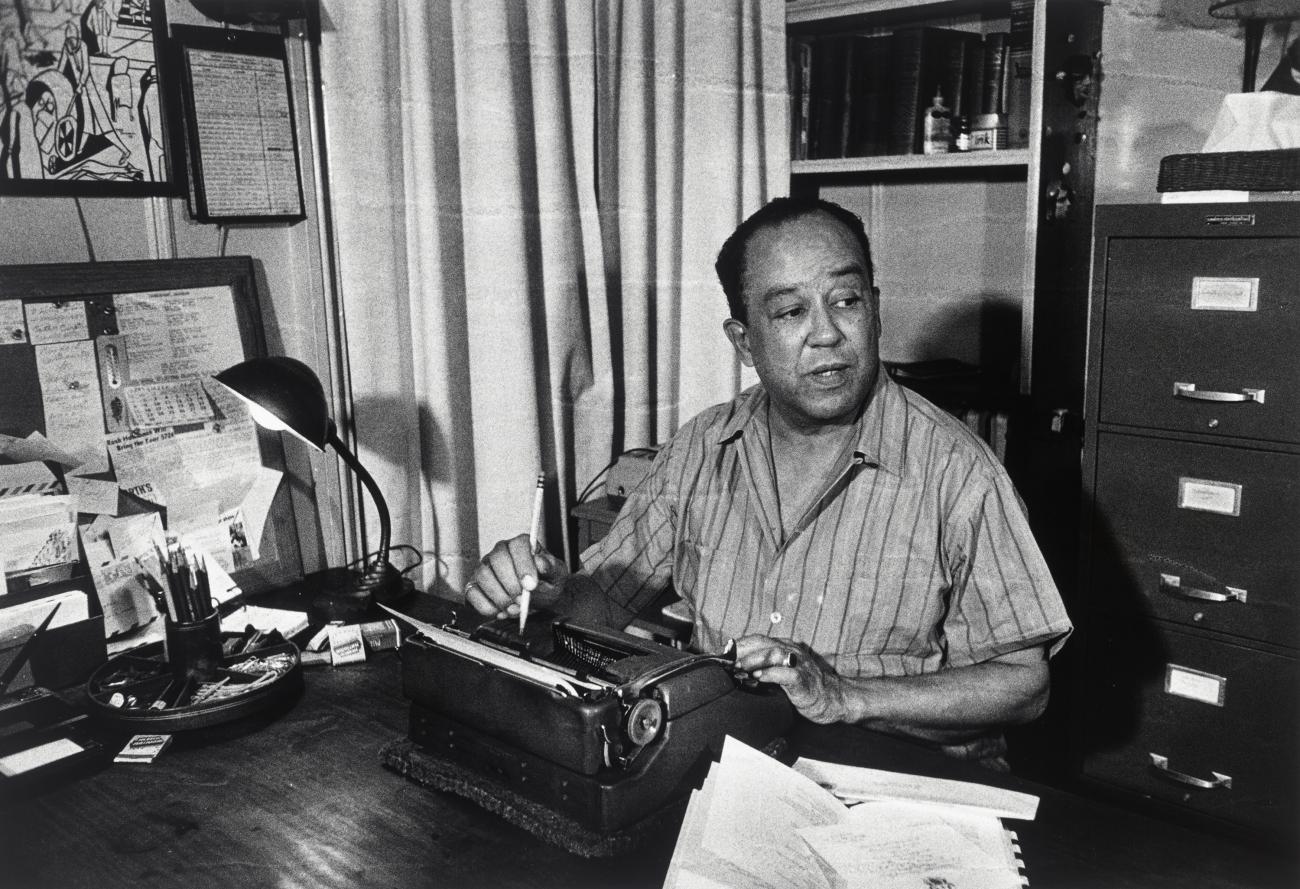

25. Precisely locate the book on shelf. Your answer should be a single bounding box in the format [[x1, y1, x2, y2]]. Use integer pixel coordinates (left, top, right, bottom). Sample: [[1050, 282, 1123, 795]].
[[845, 34, 894, 157], [809, 34, 851, 159], [789, 37, 813, 161], [1005, 0, 1034, 148], [980, 31, 1009, 117], [663, 736, 1035, 889]]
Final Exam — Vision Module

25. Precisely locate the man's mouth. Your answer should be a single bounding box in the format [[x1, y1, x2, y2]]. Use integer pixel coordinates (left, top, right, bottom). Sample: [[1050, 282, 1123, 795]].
[[807, 363, 851, 385]]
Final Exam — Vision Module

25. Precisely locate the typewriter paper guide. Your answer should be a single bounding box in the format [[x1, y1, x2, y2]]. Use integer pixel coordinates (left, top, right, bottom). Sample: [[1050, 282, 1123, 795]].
[[379, 605, 607, 697]]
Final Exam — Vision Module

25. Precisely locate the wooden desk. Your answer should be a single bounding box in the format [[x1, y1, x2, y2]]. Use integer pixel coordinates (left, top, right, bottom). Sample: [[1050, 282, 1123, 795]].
[[2, 650, 1295, 889]]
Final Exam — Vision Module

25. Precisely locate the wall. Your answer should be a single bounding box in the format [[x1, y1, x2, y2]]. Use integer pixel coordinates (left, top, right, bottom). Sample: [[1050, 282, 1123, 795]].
[[1096, 0, 1293, 204], [0, 1, 345, 577]]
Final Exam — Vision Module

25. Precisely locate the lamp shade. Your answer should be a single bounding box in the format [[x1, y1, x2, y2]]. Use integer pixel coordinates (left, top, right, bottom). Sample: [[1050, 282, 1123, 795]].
[[214, 356, 332, 450]]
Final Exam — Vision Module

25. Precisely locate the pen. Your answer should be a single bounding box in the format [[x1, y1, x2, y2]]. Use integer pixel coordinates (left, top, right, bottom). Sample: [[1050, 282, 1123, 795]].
[[520, 472, 545, 634]]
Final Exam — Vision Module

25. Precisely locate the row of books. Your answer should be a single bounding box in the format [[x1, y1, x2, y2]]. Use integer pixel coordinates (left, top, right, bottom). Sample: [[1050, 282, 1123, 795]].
[[789, 2, 1032, 160]]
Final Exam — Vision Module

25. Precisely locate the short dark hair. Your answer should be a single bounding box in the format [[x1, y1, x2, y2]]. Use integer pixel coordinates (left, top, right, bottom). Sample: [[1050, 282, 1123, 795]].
[[714, 196, 875, 323]]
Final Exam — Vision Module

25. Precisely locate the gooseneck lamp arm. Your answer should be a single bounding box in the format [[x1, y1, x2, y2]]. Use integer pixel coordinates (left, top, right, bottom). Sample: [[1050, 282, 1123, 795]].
[[324, 423, 394, 589]]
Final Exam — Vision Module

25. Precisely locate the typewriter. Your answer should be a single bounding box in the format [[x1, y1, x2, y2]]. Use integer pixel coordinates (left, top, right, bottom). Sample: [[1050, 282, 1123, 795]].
[[389, 603, 792, 837]]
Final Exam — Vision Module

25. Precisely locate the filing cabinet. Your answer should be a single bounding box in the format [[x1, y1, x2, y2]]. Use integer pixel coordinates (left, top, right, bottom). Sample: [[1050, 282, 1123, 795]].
[[1078, 204, 1300, 842]]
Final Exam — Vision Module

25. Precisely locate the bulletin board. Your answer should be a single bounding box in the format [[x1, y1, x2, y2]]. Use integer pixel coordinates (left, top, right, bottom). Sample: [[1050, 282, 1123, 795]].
[[0, 258, 304, 642]]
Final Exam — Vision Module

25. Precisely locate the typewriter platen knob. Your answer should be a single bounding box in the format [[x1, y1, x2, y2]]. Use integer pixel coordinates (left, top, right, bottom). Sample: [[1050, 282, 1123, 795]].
[[626, 698, 665, 747]]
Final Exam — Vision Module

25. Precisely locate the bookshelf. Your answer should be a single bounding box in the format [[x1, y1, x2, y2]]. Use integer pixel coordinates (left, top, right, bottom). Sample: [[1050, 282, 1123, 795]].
[[788, 0, 1104, 776]]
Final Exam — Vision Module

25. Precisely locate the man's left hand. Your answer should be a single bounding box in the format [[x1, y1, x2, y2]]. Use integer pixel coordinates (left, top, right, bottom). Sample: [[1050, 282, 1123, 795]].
[[733, 635, 848, 724]]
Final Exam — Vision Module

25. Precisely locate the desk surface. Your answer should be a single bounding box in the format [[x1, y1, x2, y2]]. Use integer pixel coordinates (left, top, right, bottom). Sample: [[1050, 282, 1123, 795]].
[[1, 646, 1295, 889]]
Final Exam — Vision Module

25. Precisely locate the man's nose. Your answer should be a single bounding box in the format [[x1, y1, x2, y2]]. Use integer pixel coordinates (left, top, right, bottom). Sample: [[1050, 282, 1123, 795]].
[[807, 304, 844, 346]]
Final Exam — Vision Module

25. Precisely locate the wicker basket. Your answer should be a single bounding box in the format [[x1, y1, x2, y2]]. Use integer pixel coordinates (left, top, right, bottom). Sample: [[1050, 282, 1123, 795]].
[[1157, 149, 1300, 192]]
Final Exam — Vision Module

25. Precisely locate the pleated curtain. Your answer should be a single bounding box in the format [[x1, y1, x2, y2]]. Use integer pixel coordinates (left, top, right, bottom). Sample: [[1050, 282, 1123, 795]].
[[318, 0, 787, 597]]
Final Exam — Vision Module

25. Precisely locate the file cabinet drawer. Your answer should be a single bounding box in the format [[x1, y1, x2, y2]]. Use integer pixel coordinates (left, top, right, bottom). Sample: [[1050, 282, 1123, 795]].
[[1090, 432, 1300, 648], [1097, 236, 1300, 444], [1082, 624, 1299, 837]]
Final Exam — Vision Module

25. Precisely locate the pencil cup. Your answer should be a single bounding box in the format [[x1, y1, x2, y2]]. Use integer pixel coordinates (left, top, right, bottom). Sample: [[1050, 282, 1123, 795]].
[[164, 612, 223, 680]]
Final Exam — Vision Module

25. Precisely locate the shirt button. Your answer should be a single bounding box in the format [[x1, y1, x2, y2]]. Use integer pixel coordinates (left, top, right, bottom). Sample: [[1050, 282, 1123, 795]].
[[770, 611, 782, 624]]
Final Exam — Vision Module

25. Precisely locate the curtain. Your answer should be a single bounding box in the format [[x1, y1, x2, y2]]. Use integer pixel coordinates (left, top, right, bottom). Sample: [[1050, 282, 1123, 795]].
[[318, 0, 787, 598]]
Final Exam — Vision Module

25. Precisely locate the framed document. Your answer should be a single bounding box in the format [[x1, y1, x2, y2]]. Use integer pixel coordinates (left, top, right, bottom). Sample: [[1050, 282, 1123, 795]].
[[0, 0, 182, 197], [172, 26, 305, 222]]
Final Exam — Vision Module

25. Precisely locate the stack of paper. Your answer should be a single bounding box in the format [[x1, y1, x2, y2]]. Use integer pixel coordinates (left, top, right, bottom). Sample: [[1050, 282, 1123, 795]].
[[663, 737, 1032, 889]]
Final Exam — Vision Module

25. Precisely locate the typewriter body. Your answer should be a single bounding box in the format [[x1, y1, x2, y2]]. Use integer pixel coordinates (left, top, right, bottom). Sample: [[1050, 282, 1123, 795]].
[[396, 607, 792, 833]]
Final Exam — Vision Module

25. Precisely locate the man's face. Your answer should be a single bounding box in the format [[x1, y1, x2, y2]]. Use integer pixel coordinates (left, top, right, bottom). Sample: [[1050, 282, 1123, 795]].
[[723, 211, 880, 432]]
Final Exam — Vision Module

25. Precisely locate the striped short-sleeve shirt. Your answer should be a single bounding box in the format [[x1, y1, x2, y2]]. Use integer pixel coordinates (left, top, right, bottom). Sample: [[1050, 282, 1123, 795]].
[[580, 373, 1071, 678]]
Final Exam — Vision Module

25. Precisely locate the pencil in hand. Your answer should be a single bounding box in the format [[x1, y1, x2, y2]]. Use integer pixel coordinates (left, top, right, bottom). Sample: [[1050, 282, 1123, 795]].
[[520, 472, 545, 634]]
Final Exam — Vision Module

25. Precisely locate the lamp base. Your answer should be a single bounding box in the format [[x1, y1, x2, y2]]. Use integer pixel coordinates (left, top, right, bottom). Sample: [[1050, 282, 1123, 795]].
[[308, 561, 413, 625]]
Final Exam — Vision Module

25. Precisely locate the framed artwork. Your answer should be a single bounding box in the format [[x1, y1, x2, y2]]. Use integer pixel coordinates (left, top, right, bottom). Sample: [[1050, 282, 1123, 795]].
[[0, 0, 180, 196], [172, 25, 305, 222]]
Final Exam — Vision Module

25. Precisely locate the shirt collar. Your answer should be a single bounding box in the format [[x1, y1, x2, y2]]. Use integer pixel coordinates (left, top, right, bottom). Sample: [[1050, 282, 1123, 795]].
[[715, 368, 908, 477]]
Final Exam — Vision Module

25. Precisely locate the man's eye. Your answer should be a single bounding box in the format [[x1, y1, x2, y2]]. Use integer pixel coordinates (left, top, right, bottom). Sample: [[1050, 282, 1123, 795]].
[[774, 306, 804, 320], [833, 292, 862, 308]]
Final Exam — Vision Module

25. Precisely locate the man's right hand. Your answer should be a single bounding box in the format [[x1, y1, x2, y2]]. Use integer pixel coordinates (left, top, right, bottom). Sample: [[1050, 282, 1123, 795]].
[[464, 533, 570, 619]]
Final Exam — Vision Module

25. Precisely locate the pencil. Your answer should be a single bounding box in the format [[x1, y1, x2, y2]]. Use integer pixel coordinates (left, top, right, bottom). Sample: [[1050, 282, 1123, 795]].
[[520, 473, 545, 634]]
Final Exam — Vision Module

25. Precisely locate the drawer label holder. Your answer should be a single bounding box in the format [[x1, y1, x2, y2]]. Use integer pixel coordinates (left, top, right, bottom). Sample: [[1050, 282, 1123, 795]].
[[1190, 276, 1259, 312], [1164, 663, 1227, 707], [1177, 477, 1242, 516]]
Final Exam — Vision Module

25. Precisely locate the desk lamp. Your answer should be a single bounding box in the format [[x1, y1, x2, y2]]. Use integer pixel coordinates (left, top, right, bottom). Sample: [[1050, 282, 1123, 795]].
[[1210, 0, 1300, 91], [214, 356, 407, 623]]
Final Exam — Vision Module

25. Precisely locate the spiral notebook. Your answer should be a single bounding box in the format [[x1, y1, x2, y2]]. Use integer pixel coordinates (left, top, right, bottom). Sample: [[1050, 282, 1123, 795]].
[[663, 737, 1030, 889]]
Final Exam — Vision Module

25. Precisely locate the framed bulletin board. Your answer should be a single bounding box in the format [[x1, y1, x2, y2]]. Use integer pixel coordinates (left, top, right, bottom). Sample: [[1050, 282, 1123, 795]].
[[171, 25, 306, 222], [0, 258, 305, 646]]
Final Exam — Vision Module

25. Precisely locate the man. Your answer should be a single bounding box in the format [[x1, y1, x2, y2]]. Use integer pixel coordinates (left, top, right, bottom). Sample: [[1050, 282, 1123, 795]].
[[466, 196, 1071, 765]]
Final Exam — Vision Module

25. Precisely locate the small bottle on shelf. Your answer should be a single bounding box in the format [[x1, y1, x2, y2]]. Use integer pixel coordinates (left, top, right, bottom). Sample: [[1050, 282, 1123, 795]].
[[953, 115, 972, 152], [922, 89, 951, 155]]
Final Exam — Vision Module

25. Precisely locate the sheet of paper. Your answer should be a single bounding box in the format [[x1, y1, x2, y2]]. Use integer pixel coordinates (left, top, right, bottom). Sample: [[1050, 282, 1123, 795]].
[[125, 379, 217, 429], [0, 432, 78, 468], [0, 495, 77, 574], [166, 490, 236, 573], [377, 604, 606, 697], [798, 802, 1022, 889], [664, 771, 751, 889], [23, 301, 87, 345], [35, 340, 109, 473], [696, 737, 845, 889], [113, 286, 246, 380], [173, 404, 261, 488], [220, 604, 307, 639], [792, 758, 1039, 821], [0, 738, 87, 777], [106, 429, 195, 506], [0, 461, 59, 498], [67, 475, 120, 516], [230, 466, 283, 558], [79, 514, 164, 638], [0, 300, 27, 344], [0, 590, 88, 636]]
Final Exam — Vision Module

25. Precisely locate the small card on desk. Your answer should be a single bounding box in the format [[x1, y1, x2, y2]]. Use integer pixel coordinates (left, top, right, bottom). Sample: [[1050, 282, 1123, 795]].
[[114, 734, 173, 764]]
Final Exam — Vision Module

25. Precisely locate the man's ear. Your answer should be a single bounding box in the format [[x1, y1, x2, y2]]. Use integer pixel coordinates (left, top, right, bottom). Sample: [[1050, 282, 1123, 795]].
[[722, 318, 754, 367]]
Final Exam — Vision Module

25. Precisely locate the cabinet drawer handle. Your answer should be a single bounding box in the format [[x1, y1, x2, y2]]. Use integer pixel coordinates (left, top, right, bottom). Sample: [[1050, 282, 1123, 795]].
[[1158, 573, 1247, 604], [1149, 753, 1232, 790], [1173, 382, 1265, 404]]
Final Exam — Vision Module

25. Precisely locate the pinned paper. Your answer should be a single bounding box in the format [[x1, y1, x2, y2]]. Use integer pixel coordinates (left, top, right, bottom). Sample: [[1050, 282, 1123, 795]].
[[24, 301, 88, 345], [0, 301, 27, 344], [0, 432, 78, 468], [67, 475, 120, 516], [125, 379, 217, 429], [0, 495, 77, 575], [35, 341, 109, 474], [0, 461, 59, 498]]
